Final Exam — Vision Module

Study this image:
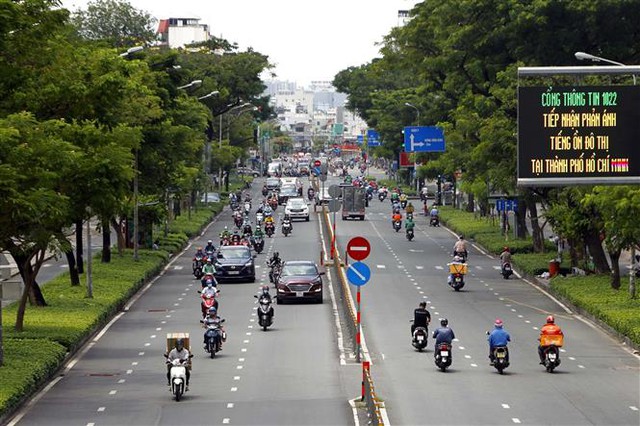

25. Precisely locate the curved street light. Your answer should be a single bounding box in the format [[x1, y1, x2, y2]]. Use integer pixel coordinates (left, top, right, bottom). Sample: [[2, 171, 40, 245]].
[[177, 79, 202, 90], [198, 90, 219, 100], [575, 51, 636, 85], [404, 102, 420, 126], [119, 45, 144, 57]]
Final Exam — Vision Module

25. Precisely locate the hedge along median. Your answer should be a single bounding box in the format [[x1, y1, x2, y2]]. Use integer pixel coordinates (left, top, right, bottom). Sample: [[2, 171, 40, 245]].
[[437, 206, 640, 348], [0, 201, 224, 419]]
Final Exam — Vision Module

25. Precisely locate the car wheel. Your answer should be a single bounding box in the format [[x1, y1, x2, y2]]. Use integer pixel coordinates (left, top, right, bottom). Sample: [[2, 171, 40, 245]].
[[305, 216, 310, 222], [316, 292, 323, 304], [249, 276, 256, 283], [276, 297, 284, 305]]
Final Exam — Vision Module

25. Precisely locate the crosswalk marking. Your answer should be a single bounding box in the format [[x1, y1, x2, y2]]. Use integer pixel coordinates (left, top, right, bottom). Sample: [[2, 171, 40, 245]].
[[377, 265, 386, 269]]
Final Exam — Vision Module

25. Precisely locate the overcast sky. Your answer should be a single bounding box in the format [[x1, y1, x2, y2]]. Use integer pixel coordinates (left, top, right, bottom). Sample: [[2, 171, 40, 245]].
[[61, 0, 419, 87]]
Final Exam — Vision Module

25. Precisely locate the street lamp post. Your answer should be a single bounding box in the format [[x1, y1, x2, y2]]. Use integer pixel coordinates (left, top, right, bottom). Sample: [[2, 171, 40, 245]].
[[197, 91, 220, 202], [405, 102, 421, 193], [177, 79, 203, 90], [575, 51, 637, 296]]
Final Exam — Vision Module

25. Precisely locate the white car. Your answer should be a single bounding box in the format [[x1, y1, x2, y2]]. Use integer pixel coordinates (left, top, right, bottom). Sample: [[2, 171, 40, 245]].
[[285, 197, 310, 221]]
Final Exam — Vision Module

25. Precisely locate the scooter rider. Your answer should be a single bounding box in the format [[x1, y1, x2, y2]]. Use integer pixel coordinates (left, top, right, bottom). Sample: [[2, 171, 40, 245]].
[[538, 315, 564, 364], [430, 205, 439, 218], [406, 202, 415, 215], [453, 235, 468, 260], [204, 239, 216, 254], [268, 252, 282, 269], [488, 318, 511, 364], [447, 256, 465, 285], [166, 338, 190, 389], [256, 285, 275, 316], [500, 246, 512, 266], [202, 258, 216, 276], [411, 301, 431, 336], [405, 215, 415, 233], [202, 307, 226, 349], [282, 214, 293, 232], [432, 318, 455, 354]]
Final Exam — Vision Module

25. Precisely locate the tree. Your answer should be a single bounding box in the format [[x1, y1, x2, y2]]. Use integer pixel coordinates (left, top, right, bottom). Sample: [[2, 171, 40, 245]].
[[69, 0, 156, 48]]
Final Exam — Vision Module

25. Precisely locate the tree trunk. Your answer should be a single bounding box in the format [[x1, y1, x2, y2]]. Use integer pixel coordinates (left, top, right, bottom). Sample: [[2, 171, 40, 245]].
[[516, 201, 528, 239], [111, 217, 125, 256], [12, 248, 47, 332], [64, 249, 81, 286], [467, 193, 475, 213], [585, 231, 610, 273], [608, 248, 621, 290], [75, 219, 84, 274], [527, 198, 545, 253], [568, 237, 581, 268], [102, 216, 111, 263]]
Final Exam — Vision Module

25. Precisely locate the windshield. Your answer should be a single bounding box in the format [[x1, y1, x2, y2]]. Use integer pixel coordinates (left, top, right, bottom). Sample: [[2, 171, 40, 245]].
[[289, 199, 305, 207], [281, 187, 298, 195], [281, 263, 317, 276], [218, 248, 250, 259]]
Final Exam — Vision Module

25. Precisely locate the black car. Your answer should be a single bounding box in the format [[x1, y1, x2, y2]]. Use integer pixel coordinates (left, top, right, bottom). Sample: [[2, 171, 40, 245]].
[[278, 185, 299, 205], [214, 246, 256, 282], [276, 261, 324, 304]]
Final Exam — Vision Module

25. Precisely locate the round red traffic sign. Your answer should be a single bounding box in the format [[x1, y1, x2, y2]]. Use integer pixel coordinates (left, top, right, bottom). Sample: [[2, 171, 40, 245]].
[[347, 237, 371, 261], [314, 160, 322, 167]]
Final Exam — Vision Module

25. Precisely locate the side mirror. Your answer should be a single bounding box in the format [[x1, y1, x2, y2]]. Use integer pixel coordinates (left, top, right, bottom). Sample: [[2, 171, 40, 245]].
[[318, 271, 326, 276], [197, 290, 202, 294], [199, 319, 204, 323], [220, 319, 226, 323], [486, 331, 490, 336], [254, 295, 258, 298], [253, 254, 257, 259]]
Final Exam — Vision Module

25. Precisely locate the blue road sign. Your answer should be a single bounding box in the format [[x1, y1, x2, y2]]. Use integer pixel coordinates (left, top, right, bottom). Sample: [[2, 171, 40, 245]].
[[403, 126, 445, 152], [357, 135, 364, 144], [312, 166, 321, 176], [366, 129, 381, 146], [347, 261, 371, 287], [496, 199, 518, 212]]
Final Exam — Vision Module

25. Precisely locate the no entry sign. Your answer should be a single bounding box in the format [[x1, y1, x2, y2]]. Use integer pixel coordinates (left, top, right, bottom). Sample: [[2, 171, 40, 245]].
[[347, 237, 371, 261]]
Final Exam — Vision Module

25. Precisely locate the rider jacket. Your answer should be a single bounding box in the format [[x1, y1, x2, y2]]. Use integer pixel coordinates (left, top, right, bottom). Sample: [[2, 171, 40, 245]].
[[432, 327, 455, 346], [488, 327, 511, 349], [413, 308, 431, 328]]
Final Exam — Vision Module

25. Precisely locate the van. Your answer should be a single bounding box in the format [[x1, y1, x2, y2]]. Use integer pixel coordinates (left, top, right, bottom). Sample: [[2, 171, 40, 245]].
[[268, 162, 282, 177]]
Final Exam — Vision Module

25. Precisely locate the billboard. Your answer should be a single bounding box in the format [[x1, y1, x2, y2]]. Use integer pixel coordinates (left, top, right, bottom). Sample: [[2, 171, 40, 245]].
[[518, 85, 640, 186]]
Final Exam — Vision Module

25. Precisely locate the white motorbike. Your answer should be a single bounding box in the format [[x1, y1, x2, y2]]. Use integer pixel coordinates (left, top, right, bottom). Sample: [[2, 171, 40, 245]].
[[256, 211, 264, 226], [165, 356, 191, 401]]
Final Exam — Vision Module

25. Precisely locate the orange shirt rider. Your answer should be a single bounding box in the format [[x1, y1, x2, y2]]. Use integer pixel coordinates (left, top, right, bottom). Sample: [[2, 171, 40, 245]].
[[392, 212, 402, 222]]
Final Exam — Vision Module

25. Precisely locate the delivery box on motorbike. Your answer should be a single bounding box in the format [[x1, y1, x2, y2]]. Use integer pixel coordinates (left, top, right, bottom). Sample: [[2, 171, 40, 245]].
[[449, 263, 468, 275], [166, 333, 192, 369], [540, 334, 564, 347]]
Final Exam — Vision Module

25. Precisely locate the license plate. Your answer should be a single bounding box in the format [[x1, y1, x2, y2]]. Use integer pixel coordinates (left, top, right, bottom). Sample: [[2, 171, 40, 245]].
[[296, 291, 304, 297], [417, 336, 424, 341], [548, 353, 556, 361], [228, 271, 240, 275], [441, 351, 449, 356], [497, 352, 505, 358]]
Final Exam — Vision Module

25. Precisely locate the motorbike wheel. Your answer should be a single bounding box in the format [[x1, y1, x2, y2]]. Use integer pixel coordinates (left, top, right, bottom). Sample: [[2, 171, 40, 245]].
[[263, 324, 268, 331], [174, 384, 182, 401]]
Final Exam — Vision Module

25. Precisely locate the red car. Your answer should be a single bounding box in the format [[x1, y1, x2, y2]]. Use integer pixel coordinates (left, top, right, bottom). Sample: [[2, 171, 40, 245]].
[[276, 261, 324, 304]]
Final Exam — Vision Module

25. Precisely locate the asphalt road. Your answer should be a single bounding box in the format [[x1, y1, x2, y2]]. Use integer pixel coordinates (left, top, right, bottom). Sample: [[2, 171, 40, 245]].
[[8, 178, 356, 426], [328, 171, 640, 425]]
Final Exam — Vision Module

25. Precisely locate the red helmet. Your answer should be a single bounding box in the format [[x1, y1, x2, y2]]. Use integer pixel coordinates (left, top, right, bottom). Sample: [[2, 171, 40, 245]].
[[503, 246, 510, 252], [494, 318, 503, 327], [546, 315, 555, 324]]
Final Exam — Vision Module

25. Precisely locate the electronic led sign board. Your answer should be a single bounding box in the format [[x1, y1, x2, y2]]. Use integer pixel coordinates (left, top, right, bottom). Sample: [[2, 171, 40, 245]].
[[518, 85, 640, 186]]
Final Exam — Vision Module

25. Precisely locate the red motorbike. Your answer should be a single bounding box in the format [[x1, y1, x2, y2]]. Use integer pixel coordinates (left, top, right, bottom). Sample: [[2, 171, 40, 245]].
[[268, 198, 278, 211], [199, 289, 219, 318]]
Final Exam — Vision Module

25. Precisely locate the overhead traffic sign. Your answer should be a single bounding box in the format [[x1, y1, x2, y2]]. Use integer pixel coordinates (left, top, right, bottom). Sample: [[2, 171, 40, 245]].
[[347, 261, 371, 286], [347, 236, 371, 261], [366, 129, 381, 147], [328, 184, 342, 198], [314, 160, 321, 167], [403, 126, 445, 152]]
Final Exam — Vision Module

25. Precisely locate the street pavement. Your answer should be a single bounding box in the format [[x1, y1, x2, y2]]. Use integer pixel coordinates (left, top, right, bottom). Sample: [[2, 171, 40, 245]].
[[327, 171, 640, 425], [7, 178, 356, 426]]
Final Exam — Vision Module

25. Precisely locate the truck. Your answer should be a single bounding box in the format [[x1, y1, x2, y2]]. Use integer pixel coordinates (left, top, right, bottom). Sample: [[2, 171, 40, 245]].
[[341, 185, 366, 220]]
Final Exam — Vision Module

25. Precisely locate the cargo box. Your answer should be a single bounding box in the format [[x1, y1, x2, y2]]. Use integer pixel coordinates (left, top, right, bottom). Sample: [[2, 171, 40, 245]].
[[448, 263, 468, 275], [540, 334, 564, 347], [166, 332, 192, 369]]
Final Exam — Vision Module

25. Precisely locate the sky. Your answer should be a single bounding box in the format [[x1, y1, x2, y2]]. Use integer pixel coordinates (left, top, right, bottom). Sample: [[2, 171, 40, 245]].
[[61, 0, 419, 87]]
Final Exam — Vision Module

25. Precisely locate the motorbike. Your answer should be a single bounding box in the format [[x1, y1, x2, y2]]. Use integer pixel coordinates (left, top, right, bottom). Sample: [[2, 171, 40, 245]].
[[244, 202, 251, 215], [254, 295, 275, 331], [400, 199, 408, 209], [430, 216, 440, 227], [164, 355, 191, 401], [243, 223, 253, 236], [192, 257, 204, 279], [501, 262, 513, 279], [252, 236, 264, 254], [265, 222, 275, 237], [268, 198, 278, 211], [434, 343, 452, 372], [201, 319, 226, 358], [268, 261, 282, 283], [453, 250, 468, 263], [282, 222, 292, 237], [198, 289, 219, 318], [491, 346, 510, 374], [541, 345, 561, 373], [378, 192, 386, 202], [262, 187, 268, 197], [393, 220, 402, 232], [410, 321, 428, 351], [234, 216, 243, 229], [406, 228, 415, 241], [449, 272, 465, 291], [204, 249, 215, 263], [256, 211, 264, 226], [367, 191, 373, 202]]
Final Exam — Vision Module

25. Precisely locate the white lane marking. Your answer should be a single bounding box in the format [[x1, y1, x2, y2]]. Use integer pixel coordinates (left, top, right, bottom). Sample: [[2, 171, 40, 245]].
[[475, 266, 483, 270], [459, 346, 465, 350], [236, 365, 243, 369], [416, 286, 422, 290], [238, 358, 245, 362], [493, 265, 501, 270], [177, 298, 183, 301], [144, 343, 150, 347], [349, 398, 360, 426], [568, 357, 576, 360], [150, 335, 156, 339], [470, 363, 478, 367], [42, 263, 52, 268], [246, 332, 252, 335], [578, 365, 585, 369], [117, 379, 125, 384], [377, 265, 386, 269], [465, 355, 471, 359], [230, 387, 238, 392], [249, 318, 255, 322], [533, 327, 539, 330], [173, 265, 184, 270], [247, 325, 253, 329], [525, 320, 531, 324], [630, 406, 639, 411], [109, 390, 117, 395], [502, 404, 510, 409], [131, 362, 138, 366], [87, 423, 95, 426], [97, 407, 106, 412], [512, 418, 521, 424], [138, 352, 145, 356], [156, 327, 162, 331], [517, 315, 523, 318], [511, 309, 517, 312], [406, 274, 412, 278], [173, 303, 179, 306], [416, 266, 424, 270], [59, 265, 69, 268], [234, 376, 240, 380], [243, 340, 250, 343], [419, 291, 424, 294], [223, 418, 230, 424], [126, 369, 133, 374], [227, 403, 234, 408], [560, 348, 566, 353], [435, 266, 443, 270]]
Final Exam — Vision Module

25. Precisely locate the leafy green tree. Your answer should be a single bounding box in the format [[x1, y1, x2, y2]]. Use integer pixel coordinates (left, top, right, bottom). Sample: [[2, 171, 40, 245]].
[[68, 0, 156, 48]]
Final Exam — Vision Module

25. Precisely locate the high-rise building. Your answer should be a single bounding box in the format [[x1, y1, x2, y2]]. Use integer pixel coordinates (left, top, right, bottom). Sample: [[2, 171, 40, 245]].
[[157, 17, 210, 48]]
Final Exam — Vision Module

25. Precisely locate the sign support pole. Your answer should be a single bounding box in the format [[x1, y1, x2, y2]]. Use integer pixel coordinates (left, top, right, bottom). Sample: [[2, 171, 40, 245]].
[[356, 285, 361, 362]]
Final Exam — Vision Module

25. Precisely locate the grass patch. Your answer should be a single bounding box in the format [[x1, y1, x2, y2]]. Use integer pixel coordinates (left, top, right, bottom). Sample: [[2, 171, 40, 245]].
[[551, 275, 640, 346]]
